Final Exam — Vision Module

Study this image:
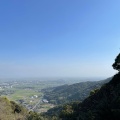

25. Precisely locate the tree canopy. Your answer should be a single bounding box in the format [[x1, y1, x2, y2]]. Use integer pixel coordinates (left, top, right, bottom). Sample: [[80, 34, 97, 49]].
[[112, 53, 120, 71]]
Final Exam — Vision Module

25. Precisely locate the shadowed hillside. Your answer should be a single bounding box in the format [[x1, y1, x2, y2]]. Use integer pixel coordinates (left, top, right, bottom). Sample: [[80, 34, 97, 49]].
[[26, 73, 120, 120], [58, 73, 120, 120], [77, 72, 120, 120], [43, 77, 111, 105]]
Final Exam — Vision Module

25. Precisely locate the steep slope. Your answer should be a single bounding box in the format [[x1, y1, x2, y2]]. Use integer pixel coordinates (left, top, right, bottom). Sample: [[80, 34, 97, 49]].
[[59, 72, 120, 120], [0, 97, 27, 120], [43, 78, 111, 104]]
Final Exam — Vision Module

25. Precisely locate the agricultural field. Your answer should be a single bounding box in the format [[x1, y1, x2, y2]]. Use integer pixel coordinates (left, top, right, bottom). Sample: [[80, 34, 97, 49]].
[[0, 79, 66, 113]]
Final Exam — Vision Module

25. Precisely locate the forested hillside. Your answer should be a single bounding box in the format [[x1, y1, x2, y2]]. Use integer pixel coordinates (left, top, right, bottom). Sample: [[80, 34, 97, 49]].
[[43, 78, 111, 105], [57, 72, 120, 120], [43, 54, 120, 120]]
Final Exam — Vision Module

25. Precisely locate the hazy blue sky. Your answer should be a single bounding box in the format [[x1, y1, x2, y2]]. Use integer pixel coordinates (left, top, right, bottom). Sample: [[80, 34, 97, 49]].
[[0, 0, 120, 79]]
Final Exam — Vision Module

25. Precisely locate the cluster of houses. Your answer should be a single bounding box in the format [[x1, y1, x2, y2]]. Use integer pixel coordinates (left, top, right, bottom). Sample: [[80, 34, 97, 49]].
[[0, 83, 13, 90]]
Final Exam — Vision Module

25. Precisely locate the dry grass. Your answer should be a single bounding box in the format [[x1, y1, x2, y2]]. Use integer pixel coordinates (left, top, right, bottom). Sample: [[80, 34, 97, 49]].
[[0, 97, 28, 120]]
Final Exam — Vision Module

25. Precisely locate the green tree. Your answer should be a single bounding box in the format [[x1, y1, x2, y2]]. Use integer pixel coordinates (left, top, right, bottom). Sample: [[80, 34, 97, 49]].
[[112, 53, 120, 71]]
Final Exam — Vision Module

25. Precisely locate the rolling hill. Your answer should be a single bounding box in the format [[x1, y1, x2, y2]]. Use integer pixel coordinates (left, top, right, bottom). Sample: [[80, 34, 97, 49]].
[[54, 72, 120, 120], [42, 77, 111, 105]]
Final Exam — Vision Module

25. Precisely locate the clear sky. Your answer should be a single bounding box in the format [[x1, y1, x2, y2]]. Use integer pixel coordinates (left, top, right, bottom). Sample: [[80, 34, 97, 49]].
[[0, 0, 120, 79]]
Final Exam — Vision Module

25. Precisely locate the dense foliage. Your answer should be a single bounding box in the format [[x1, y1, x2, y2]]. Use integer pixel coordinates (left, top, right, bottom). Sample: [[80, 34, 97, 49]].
[[43, 72, 120, 120], [43, 78, 111, 105], [112, 53, 120, 71], [54, 53, 120, 120]]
